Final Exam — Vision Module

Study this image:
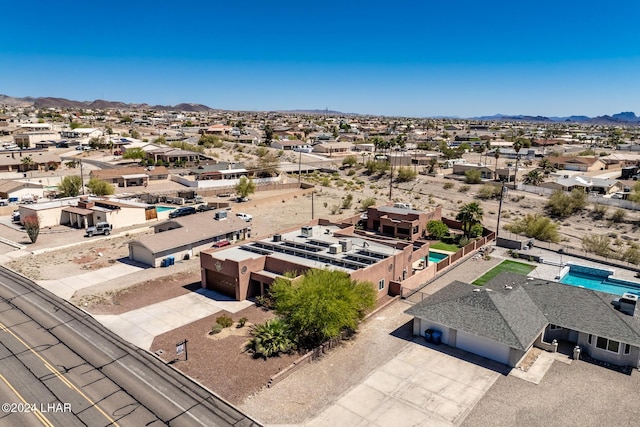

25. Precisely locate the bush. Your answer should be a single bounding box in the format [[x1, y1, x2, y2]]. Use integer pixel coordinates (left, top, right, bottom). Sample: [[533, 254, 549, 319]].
[[426, 220, 449, 239], [458, 236, 470, 247], [582, 234, 612, 257], [443, 182, 454, 190], [246, 318, 295, 359], [458, 185, 470, 193], [237, 317, 248, 328], [210, 324, 224, 335], [360, 197, 376, 210], [470, 223, 484, 238], [546, 189, 587, 218], [476, 184, 501, 200], [464, 169, 482, 184], [341, 194, 354, 209], [396, 166, 417, 183], [504, 214, 560, 243], [216, 314, 234, 328], [347, 169, 356, 176], [610, 209, 626, 223]]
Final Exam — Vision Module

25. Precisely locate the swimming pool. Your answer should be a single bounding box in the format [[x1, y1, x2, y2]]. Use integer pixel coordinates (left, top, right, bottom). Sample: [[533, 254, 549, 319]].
[[559, 264, 640, 296], [428, 251, 449, 264], [155, 206, 176, 212]]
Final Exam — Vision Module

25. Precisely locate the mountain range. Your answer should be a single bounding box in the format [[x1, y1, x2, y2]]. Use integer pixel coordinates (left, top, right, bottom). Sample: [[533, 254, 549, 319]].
[[0, 94, 215, 112], [1, 94, 638, 123], [472, 112, 640, 124]]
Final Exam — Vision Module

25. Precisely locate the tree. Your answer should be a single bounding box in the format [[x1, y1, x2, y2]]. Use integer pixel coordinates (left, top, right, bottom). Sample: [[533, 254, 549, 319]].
[[264, 124, 274, 144], [235, 176, 256, 199], [476, 184, 501, 200], [456, 202, 484, 238], [270, 269, 376, 349], [504, 214, 560, 243], [523, 170, 543, 186], [246, 318, 295, 359], [251, 152, 280, 177], [426, 220, 449, 239], [512, 139, 523, 183], [86, 178, 115, 196], [130, 129, 140, 139], [538, 158, 556, 175], [23, 214, 40, 244], [122, 147, 146, 161], [493, 148, 501, 178], [20, 156, 36, 172], [58, 175, 83, 197]]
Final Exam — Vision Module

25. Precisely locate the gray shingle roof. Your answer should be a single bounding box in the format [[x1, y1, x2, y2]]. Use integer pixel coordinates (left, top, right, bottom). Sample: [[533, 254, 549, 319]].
[[406, 272, 640, 349]]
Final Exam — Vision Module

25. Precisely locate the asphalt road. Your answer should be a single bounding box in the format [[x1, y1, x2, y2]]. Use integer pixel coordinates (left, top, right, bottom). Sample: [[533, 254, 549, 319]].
[[0, 267, 259, 427]]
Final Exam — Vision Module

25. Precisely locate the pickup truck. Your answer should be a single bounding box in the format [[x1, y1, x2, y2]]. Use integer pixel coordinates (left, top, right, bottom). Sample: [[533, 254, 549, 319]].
[[86, 222, 113, 237]]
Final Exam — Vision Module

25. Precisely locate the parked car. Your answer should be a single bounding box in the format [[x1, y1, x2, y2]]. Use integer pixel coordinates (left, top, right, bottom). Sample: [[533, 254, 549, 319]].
[[236, 197, 249, 202], [197, 204, 215, 212], [11, 211, 20, 222], [169, 206, 197, 218], [213, 240, 231, 248], [0, 198, 8, 206], [86, 222, 112, 237], [236, 212, 252, 222]]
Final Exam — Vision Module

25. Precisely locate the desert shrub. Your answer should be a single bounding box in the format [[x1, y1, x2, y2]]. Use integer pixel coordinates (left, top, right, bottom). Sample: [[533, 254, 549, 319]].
[[546, 189, 587, 218], [211, 324, 224, 335], [347, 169, 356, 176], [443, 182, 454, 190], [464, 169, 482, 184], [591, 203, 608, 220], [396, 166, 417, 182], [246, 318, 295, 359], [610, 209, 626, 223], [476, 184, 501, 200], [216, 314, 234, 328], [360, 197, 376, 210], [504, 214, 560, 243], [581, 234, 612, 257], [458, 185, 470, 193], [237, 317, 248, 328], [470, 223, 484, 238], [341, 194, 354, 209]]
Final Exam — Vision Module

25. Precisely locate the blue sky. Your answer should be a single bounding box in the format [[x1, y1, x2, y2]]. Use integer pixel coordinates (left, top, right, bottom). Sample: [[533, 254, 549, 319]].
[[2, 1, 640, 117]]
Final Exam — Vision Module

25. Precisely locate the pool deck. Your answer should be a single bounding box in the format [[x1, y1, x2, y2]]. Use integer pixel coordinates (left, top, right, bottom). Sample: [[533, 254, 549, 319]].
[[517, 246, 640, 283]]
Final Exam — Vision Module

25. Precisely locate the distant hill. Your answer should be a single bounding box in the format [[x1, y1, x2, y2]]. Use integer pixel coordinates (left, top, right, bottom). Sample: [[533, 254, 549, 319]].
[[0, 94, 215, 112], [472, 112, 640, 124], [278, 109, 349, 115]]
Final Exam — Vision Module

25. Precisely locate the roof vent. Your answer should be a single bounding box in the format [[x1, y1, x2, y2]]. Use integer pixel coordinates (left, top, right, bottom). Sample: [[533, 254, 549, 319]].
[[504, 285, 513, 290], [473, 289, 481, 293], [617, 293, 638, 316]]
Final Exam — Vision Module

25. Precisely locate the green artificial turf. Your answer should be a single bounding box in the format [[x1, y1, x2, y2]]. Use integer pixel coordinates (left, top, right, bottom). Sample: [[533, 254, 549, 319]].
[[472, 260, 536, 286], [429, 242, 460, 252]]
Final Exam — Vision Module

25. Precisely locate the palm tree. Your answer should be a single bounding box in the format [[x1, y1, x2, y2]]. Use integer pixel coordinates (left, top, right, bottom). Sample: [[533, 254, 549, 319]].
[[523, 170, 543, 186], [20, 155, 35, 172], [456, 202, 484, 238], [512, 139, 523, 183], [493, 148, 501, 180]]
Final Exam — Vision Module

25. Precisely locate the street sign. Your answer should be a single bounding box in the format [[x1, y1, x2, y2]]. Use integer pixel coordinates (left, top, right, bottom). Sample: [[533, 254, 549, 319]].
[[176, 342, 184, 355]]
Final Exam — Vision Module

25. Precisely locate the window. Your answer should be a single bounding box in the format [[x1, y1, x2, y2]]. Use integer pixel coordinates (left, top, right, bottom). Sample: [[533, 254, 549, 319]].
[[596, 336, 620, 353], [378, 279, 385, 291], [624, 344, 631, 355], [549, 324, 562, 330], [588, 334, 592, 344]]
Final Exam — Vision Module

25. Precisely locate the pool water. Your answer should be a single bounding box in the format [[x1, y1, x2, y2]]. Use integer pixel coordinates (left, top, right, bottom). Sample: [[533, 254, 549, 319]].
[[560, 265, 640, 296], [428, 251, 449, 264], [155, 206, 176, 212]]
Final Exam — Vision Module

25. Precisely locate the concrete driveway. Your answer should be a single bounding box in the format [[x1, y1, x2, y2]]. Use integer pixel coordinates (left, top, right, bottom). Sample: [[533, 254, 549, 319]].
[[305, 342, 505, 427]]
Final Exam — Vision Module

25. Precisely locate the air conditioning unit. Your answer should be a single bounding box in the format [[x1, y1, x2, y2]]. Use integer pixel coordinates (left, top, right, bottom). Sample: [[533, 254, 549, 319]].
[[301, 226, 313, 237], [329, 244, 342, 254], [214, 211, 227, 221], [339, 239, 352, 252], [273, 234, 282, 242]]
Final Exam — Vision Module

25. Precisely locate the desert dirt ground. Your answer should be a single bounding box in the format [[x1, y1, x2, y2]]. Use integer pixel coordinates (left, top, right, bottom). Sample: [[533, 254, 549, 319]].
[[2, 148, 640, 412]]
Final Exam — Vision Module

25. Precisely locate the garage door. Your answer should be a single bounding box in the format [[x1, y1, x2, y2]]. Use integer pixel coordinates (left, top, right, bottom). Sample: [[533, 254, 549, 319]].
[[456, 330, 510, 365]]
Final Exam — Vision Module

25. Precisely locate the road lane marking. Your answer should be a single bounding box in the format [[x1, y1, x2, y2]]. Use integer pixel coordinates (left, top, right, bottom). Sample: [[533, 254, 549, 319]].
[[0, 321, 120, 426], [0, 373, 54, 427]]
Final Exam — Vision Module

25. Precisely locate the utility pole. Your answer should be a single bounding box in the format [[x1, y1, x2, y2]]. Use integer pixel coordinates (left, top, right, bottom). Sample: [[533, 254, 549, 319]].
[[79, 159, 85, 195], [311, 191, 314, 220], [495, 182, 507, 238], [297, 150, 302, 185]]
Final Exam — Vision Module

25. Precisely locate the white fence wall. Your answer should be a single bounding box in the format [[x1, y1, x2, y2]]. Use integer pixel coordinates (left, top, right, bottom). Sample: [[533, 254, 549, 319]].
[[169, 175, 282, 189]]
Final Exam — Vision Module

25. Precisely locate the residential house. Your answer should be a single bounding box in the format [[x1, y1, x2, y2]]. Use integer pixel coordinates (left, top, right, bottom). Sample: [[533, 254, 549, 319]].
[[0, 150, 61, 173], [189, 163, 248, 181], [547, 156, 605, 172], [13, 131, 59, 148], [365, 205, 441, 241], [539, 175, 623, 195], [145, 148, 201, 165], [452, 163, 495, 180], [90, 166, 169, 188], [128, 211, 251, 267], [406, 272, 640, 369], [313, 141, 353, 155], [0, 180, 46, 201], [60, 128, 103, 139], [270, 140, 312, 152]]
